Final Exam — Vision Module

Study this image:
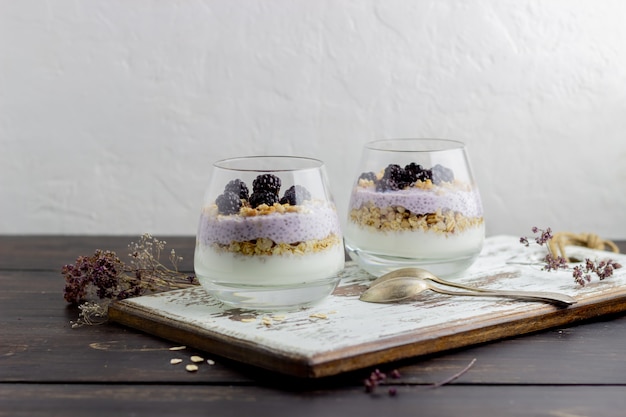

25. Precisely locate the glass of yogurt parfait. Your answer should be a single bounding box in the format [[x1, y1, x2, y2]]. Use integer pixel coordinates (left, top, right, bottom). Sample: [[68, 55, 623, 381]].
[[194, 156, 345, 310], [345, 139, 484, 278]]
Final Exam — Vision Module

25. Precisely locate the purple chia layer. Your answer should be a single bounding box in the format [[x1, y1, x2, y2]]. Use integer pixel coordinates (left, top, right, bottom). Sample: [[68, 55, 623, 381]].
[[198, 201, 342, 246], [350, 186, 483, 218]]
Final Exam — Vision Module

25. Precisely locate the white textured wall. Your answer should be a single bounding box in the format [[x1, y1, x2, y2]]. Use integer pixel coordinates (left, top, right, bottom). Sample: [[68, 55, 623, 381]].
[[2, 0, 626, 238]]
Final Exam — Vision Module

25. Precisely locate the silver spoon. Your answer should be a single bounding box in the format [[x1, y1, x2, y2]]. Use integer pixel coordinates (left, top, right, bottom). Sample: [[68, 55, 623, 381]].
[[359, 267, 577, 306]]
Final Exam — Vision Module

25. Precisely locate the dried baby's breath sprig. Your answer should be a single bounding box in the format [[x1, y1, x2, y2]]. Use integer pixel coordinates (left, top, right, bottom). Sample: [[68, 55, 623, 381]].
[[63, 234, 198, 327], [127, 234, 192, 291], [520, 227, 622, 287], [70, 301, 109, 328]]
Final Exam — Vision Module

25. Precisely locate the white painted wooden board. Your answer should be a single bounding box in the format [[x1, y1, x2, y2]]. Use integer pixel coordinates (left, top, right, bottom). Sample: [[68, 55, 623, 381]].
[[109, 235, 626, 378]]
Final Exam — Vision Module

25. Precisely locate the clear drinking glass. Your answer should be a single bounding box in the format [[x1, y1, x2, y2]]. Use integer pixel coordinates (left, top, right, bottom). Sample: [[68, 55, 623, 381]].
[[194, 156, 345, 310], [344, 139, 485, 278]]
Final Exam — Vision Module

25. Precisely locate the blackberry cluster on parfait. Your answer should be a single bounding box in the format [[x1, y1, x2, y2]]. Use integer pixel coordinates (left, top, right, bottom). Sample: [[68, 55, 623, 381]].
[[215, 174, 311, 214], [249, 173, 281, 208], [359, 163, 454, 192]]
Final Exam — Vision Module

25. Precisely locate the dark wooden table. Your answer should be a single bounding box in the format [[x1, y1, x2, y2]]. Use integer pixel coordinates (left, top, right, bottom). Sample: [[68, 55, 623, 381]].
[[2, 236, 626, 417]]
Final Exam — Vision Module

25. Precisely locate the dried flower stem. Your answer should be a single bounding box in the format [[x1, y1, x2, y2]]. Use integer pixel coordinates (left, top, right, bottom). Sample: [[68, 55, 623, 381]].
[[430, 358, 477, 388]]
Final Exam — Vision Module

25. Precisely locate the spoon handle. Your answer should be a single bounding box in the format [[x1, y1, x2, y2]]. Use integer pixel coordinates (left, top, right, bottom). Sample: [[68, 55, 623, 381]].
[[427, 286, 577, 306], [426, 275, 513, 293]]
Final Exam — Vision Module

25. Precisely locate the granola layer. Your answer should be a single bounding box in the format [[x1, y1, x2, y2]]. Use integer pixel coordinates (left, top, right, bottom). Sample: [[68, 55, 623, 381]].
[[349, 204, 483, 234], [209, 234, 342, 256]]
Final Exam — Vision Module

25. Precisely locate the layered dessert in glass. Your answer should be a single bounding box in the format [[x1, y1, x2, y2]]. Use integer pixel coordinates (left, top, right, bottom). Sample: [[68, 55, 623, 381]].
[[194, 156, 344, 309], [345, 139, 484, 277]]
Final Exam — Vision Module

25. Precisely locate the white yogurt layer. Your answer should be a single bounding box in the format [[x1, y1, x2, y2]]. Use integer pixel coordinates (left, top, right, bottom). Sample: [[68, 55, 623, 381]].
[[194, 242, 345, 286], [344, 221, 485, 259]]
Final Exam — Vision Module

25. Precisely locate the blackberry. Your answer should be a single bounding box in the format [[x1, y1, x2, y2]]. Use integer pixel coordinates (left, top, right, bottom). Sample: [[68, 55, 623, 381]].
[[419, 168, 433, 182], [431, 164, 454, 185], [383, 164, 410, 189], [279, 185, 311, 205], [249, 190, 279, 208], [215, 191, 242, 215], [376, 177, 399, 192], [405, 163, 432, 182], [358, 171, 377, 182], [252, 174, 281, 195], [404, 163, 424, 183], [224, 179, 250, 200]]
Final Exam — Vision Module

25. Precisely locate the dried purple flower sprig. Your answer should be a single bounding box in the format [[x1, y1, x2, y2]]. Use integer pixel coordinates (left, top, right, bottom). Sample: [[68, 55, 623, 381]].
[[364, 368, 402, 396], [364, 358, 477, 396], [63, 234, 198, 328], [520, 226, 554, 247], [63, 249, 142, 304], [572, 258, 622, 287], [520, 227, 622, 287]]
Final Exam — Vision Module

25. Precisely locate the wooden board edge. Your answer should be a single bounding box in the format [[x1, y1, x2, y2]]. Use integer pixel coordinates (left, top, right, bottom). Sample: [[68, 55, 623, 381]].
[[108, 301, 317, 378], [109, 291, 626, 379], [305, 293, 626, 377]]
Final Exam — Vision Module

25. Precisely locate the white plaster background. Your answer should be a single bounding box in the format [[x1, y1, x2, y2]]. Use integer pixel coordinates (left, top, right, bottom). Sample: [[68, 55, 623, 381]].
[[1, 0, 625, 238]]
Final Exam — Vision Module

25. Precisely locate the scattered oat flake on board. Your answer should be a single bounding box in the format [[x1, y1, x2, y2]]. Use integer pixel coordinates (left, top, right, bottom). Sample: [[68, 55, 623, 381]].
[[170, 358, 183, 365], [240, 318, 256, 323], [271, 315, 286, 321], [207, 359, 215, 365], [309, 313, 328, 319], [169, 346, 186, 351], [186, 364, 198, 372], [190, 355, 204, 363], [262, 317, 273, 326]]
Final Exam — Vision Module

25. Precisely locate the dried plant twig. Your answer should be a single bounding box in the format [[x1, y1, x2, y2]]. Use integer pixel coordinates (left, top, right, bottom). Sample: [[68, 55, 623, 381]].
[[429, 358, 477, 388], [363, 358, 477, 396]]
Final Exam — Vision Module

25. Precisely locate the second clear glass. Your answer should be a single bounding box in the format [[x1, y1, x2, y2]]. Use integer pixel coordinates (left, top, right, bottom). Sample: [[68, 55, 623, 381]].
[[344, 139, 485, 278]]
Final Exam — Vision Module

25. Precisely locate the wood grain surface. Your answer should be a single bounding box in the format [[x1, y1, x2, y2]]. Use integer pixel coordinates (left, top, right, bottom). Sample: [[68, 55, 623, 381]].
[[2, 236, 626, 417]]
